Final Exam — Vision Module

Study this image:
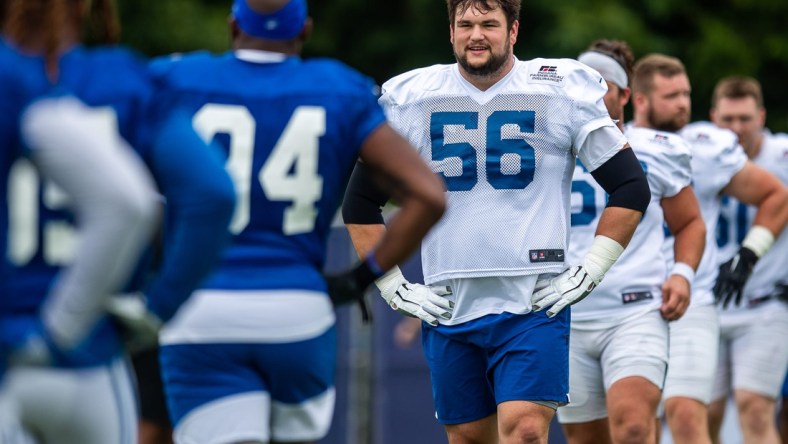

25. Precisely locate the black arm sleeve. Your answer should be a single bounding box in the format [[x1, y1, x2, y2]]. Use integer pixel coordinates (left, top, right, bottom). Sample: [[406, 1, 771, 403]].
[[341, 160, 391, 224], [590, 148, 651, 214]]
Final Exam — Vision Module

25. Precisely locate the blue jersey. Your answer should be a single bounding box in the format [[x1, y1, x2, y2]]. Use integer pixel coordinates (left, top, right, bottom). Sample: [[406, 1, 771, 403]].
[[150, 51, 385, 293], [0, 39, 53, 303], [0, 41, 75, 372], [3, 44, 234, 366], [5, 46, 154, 313]]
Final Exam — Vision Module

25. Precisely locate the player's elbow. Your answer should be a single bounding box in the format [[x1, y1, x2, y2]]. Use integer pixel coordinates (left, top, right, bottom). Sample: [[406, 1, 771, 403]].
[[614, 173, 651, 215], [404, 170, 446, 227], [773, 182, 788, 211], [198, 169, 237, 225], [419, 175, 447, 224], [770, 183, 788, 230], [591, 149, 651, 215], [98, 154, 160, 239], [102, 176, 160, 247]]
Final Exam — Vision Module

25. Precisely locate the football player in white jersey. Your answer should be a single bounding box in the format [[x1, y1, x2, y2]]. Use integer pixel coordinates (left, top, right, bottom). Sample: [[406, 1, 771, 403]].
[[341, 2, 652, 442], [557, 42, 705, 444], [631, 55, 788, 444], [706, 76, 788, 444]]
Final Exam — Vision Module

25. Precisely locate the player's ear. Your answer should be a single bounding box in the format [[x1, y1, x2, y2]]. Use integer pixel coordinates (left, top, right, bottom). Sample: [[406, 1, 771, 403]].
[[632, 91, 646, 109], [228, 16, 240, 42], [509, 19, 519, 44], [299, 16, 313, 43], [620, 86, 631, 106]]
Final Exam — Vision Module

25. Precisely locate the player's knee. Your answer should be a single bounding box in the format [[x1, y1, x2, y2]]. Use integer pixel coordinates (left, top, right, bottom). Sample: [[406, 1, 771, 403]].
[[611, 420, 654, 444], [737, 396, 775, 434], [501, 416, 549, 444], [666, 398, 706, 437]]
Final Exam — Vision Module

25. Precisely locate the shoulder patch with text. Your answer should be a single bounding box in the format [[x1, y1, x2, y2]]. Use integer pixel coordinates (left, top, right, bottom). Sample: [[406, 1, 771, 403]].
[[651, 133, 676, 148], [528, 65, 566, 86]]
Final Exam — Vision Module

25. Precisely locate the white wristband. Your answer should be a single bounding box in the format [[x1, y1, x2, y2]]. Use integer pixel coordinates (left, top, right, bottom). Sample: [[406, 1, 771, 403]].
[[742, 225, 775, 258], [582, 235, 625, 284], [670, 262, 695, 287]]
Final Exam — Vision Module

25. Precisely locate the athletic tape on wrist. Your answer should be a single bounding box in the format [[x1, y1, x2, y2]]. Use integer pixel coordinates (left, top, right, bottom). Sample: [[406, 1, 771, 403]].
[[742, 225, 774, 258], [582, 235, 624, 284], [670, 262, 695, 287], [374, 265, 404, 299]]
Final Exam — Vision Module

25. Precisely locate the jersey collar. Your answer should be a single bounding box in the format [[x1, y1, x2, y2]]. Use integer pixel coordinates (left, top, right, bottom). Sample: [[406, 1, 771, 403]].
[[452, 56, 519, 105], [234, 49, 292, 64]]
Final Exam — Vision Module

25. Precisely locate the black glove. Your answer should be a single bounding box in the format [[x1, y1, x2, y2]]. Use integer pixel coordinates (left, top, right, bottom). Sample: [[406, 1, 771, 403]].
[[325, 259, 379, 323], [714, 247, 758, 309]]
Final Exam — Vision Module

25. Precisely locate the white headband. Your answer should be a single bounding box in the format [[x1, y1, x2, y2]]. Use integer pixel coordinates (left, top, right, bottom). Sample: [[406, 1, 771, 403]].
[[578, 51, 628, 89]]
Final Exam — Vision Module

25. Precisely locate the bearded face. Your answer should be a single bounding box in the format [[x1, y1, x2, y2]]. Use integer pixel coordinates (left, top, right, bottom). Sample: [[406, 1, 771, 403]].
[[450, 5, 516, 80]]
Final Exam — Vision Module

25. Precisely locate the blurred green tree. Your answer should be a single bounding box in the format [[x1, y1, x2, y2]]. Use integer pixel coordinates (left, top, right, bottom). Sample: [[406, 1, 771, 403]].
[[118, 0, 788, 131]]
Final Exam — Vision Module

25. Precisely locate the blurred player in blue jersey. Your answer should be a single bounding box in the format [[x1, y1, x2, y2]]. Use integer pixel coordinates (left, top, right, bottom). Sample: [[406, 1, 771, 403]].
[[0, 85, 159, 444], [557, 41, 705, 444], [630, 55, 788, 444], [0, 0, 237, 442], [0, 21, 161, 444], [0, 61, 158, 375], [341, 1, 652, 442], [706, 76, 788, 444], [150, 0, 448, 442]]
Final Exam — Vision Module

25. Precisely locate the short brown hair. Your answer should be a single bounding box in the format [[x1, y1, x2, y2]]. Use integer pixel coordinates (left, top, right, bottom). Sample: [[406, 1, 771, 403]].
[[712, 76, 764, 108], [446, 0, 521, 29], [632, 53, 686, 95]]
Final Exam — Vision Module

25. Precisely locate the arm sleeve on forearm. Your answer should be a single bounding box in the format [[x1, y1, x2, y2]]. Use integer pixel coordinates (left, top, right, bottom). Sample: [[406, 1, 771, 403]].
[[22, 96, 159, 350], [590, 148, 651, 214], [144, 112, 236, 322], [341, 160, 391, 224]]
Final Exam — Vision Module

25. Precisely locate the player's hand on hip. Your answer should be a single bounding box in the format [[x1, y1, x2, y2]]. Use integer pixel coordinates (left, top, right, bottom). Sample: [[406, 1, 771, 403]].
[[714, 247, 758, 309], [105, 293, 162, 353], [661, 274, 690, 321], [532, 266, 597, 318], [376, 267, 453, 326], [325, 256, 385, 322]]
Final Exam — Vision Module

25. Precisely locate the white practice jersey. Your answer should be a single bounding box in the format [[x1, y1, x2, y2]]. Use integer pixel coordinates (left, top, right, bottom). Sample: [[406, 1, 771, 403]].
[[380, 58, 626, 285], [716, 130, 788, 307], [668, 121, 748, 306], [568, 127, 692, 322]]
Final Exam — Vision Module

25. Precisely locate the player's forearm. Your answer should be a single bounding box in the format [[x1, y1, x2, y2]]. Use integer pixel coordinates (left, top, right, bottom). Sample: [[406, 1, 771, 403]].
[[594, 207, 642, 248], [372, 195, 443, 270], [671, 217, 706, 271], [348, 124, 446, 270], [752, 182, 788, 237], [346, 224, 386, 258], [588, 147, 650, 248], [662, 186, 706, 271]]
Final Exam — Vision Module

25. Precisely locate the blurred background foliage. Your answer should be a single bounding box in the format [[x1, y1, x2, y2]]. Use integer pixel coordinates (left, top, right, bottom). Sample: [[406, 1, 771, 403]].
[[118, 0, 788, 131]]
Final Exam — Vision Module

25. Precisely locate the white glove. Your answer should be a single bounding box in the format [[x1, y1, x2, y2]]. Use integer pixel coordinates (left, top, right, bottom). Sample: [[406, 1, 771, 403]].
[[375, 267, 454, 326], [532, 266, 599, 318], [532, 236, 624, 318], [105, 294, 162, 353]]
